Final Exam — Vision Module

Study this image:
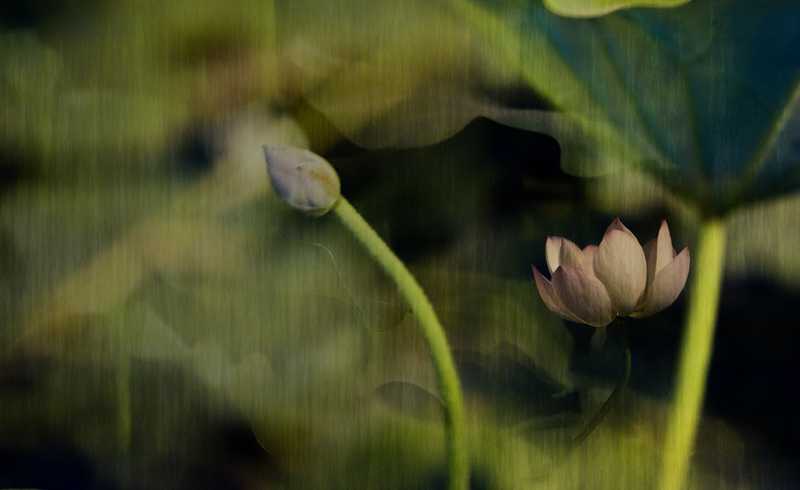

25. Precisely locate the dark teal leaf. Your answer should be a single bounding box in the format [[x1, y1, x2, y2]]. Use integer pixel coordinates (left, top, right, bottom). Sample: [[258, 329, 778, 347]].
[[462, 0, 800, 213]]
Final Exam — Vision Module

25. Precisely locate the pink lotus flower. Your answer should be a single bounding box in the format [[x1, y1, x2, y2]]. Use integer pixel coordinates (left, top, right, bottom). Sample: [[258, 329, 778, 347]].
[[532, 219, 690, 327]]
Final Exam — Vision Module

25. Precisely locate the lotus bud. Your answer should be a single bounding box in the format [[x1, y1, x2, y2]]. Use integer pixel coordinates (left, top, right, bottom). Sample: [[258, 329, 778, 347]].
[[533, 219, 690, 327], [261, 145, 468, 489], [263, 145, 341, 216]]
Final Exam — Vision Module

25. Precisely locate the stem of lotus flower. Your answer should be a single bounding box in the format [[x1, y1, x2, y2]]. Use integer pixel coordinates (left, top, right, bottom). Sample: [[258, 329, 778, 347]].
[[332, 197, 468, 490], [658, 218, 726, 490], [571, 324, 631, 449]]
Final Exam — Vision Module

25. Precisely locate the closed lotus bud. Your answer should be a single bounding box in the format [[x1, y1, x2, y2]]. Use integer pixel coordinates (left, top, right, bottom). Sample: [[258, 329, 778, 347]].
[[263, 145, 341, 216], [532, 219, 690, 327]]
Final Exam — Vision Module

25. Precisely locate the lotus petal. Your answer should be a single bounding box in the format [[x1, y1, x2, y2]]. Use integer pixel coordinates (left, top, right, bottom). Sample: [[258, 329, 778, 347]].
[[594, 229, 647, 315], [545, 236, 562, 275], [552, 265, 615, 327], [558, 238, 587, 270], [604, 218, 638, 241], [643, 221, 678, 290], [582, 245, 599, 276], [642, 238, 658, 290], [631, 248, 690, 318], [533, 265, 584, 324], [654, 221, 676, 274]]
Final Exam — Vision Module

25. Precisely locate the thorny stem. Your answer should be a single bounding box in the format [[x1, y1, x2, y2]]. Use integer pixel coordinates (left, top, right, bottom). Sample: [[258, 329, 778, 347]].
[[332, 197, 468, 490]]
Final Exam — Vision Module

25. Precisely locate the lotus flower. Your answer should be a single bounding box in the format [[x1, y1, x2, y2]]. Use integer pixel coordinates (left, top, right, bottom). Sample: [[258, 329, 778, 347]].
[[532, 219, 690, 327]]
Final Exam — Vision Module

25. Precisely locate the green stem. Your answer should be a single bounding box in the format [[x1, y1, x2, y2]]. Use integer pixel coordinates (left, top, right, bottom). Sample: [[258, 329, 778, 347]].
[[117, 354, 132, 487], [571, 325, 631, 449], [332, 197, 468, 490], [659, 218, 726, 490], [529, 325, 630, 479]]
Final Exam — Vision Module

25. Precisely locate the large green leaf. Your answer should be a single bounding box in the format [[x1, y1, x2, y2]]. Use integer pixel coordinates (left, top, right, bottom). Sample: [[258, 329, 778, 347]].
[[455, 0, 800, 213]]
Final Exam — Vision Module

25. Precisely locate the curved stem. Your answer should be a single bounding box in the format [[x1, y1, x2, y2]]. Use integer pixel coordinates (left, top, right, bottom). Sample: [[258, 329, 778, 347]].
[[571, 325, 631, 449], [659, 218, 726, 490], [332, 197, 468, 490], [529, 324, 630, 479]]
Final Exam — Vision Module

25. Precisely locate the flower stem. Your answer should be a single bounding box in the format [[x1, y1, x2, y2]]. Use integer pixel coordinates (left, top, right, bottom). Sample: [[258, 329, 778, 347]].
[[658, 218, 726, 490], [116, 355, 132, 487], [332, 197, 468, 490], [571, 325, 630, 449]]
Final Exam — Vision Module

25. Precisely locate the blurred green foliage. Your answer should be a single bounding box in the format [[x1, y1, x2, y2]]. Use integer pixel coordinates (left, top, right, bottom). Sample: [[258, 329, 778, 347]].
[[1, 0, 798, 488]]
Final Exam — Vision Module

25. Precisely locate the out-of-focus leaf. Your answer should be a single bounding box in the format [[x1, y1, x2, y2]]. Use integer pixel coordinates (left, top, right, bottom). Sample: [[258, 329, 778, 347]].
[[249, 379, 748, 489], [115, 222, 390, 419], [280, 0, 471, 145], [0, 30, 62, 99], [417, 270, 574, 388], [111, 302, 189, 360], [301, 227, 410, 333], [375, 381, 444, 420], [15, 302, 189, 363], [365, 268, 574, 418], [11, 219, 257, 355], [281, 5, 659, 190], [0, 31, 63, 161], [280, 1, 633, 177], [586, 166, 692, 219], [454, 0, 800, 213], [543, 0, 690, 18], [725, 190, 800, 290], [1, 0, 280, 179], [2, 102, 307, 346], [457, 350, 582, 425]]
